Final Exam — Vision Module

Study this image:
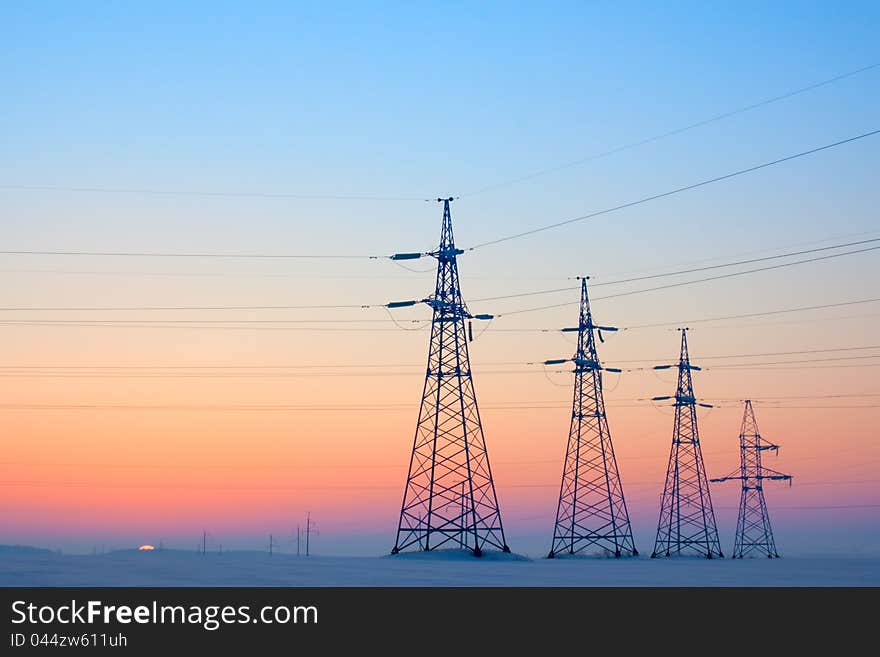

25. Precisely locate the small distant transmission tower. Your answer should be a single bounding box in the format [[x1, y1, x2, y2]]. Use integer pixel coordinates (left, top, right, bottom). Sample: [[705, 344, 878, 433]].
[[547, 277, 637, 558], [651, 329, 723, 558], [305, 511, 318, 556], [711, 400, 792, 558], [392, 198, 509, 557]]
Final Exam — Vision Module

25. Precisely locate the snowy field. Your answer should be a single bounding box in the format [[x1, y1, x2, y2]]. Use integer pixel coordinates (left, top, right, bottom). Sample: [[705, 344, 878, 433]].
[[1, 549, 878, 586]]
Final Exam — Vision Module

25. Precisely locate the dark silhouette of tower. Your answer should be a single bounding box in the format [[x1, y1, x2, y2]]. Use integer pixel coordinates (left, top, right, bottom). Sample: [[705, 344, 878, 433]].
[[651, 329, 723, 558], [391, 198, 509, 556], [547, 277, 637, 558], [711, 400, 792, 558]]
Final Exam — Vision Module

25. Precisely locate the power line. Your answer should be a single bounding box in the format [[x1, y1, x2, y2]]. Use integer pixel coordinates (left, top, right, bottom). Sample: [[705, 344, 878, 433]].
[[0, 318, 418, 325], [0, 249, 382, 259], [0, 298, 880, 333], [0, 369, 561, 380], [0, 458, 567, 470], [0, 303, 385, 312], [610, 345, 880, 364], [459, 62, 880, 197], [597, 237, 880, 288], [764, 503, 880, 511], [0, 184, 426, 202], [496, 245, 880, 316], [1, 317, 876, 334], [717, 393, 880, 401], [571, 229, 880, 280], [0, 302, 875, 333], [0, 268, 432, 279], [6, 445, 866, 471], [5, 359, 876, 378], [7, 130, 879, 263], [3, 63, 876, 208], [471, 238, 880, 303], [0, 363, 877, 377], [669, 312, 880, 332], [708, 355, 880, 368], [748, 404, 880, 409], [0, 401, 631, 411], [0, 481, 877, 499], [622, 297, 880, 329], [0, 322, 422, 332], [0, 362, 441, 370], [4, 230, 877, 277], [468, 129, 880, 249], [703, 363, 880, 372], [0, 392, 876, 410], [1, 345, 876, 373], [1, 311, 877, 338], [0, 243, 874, 316]]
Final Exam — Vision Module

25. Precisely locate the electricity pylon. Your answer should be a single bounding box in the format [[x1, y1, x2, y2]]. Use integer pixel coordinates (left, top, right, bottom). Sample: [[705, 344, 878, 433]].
[[711, 400, 792, 558], [547, 277, 637, 558], [651, 329, 723, 558], [391, 198, 509, 556]]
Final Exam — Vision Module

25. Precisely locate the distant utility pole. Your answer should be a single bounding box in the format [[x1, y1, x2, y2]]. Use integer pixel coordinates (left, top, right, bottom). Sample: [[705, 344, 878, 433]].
[[269, 534, 275, 556], [296, 526, 301, 557], [202, 530, 207, 556], [305, 512, 318, 556], [651, 329, 723, 559], [547, 277, 637, 558], [711, 400, 793, 558]]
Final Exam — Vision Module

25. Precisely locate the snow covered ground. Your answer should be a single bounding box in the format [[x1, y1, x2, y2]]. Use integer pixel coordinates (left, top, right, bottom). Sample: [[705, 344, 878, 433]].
[[1, 549, 877, 586]]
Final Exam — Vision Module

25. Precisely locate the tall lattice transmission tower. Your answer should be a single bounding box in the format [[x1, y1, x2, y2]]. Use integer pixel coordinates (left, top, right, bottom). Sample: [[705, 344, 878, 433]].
[[391, 197, 509, 557], [711, 400, 792, 558], [547, 277, 637, 558], [651, 329, 723, 558]]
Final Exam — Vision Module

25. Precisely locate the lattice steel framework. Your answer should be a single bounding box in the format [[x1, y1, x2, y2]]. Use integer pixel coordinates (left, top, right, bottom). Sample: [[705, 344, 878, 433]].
[[547, 277, 637, 558], [711, 400, 792, 558], [392, 198, 509, 556], [651, 329, 723, 558]]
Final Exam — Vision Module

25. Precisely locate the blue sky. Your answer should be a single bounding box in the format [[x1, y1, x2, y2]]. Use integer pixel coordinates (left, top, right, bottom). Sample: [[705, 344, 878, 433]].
[[3, 2, 877, 333], [3, 2, 878, 255]]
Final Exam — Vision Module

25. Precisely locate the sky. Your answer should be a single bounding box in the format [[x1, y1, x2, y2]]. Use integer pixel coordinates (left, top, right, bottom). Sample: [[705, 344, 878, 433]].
[[0, 1, 878, 557]]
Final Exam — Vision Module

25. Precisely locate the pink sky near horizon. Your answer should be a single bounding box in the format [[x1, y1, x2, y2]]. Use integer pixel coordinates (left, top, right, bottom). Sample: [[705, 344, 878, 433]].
[[2, 303, 877, 554]]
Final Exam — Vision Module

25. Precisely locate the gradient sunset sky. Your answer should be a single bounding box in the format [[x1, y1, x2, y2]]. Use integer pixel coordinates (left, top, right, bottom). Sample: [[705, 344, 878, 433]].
[[1, 2, 878, 556]]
